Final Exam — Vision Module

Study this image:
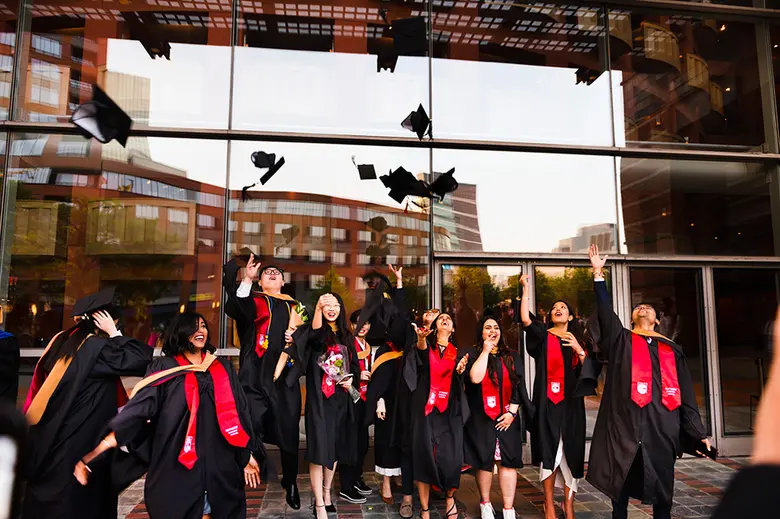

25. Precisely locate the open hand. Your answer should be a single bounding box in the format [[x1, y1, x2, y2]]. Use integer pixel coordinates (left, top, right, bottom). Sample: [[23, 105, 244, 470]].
[[588, 244, 608, 273], [413, 323, 433, 340], [245, 253, 261, 282], [317, 293, 338, 311], [496, 412, 515, 431], [244, 455, 260, 488], [93, 310, 119, 337], [456, 354, 469, 375], [519, 273, 530, 290], [389, 264, 403, 281]]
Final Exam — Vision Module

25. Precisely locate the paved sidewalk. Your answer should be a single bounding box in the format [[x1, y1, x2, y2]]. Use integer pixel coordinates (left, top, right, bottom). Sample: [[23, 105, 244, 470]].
[[119, 457, 747, 519]]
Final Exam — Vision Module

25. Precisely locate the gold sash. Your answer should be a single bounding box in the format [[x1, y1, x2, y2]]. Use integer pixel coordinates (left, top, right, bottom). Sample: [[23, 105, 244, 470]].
[[26, 332, 95, 425], [371, 351, 403, 375], [129, 353, 217, 399], [631, 328, 673, 343]]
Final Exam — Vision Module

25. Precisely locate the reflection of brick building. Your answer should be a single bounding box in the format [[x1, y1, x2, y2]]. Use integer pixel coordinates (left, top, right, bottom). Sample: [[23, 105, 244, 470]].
[[553, 223, 615, 253], [432, 182, 483, 252]]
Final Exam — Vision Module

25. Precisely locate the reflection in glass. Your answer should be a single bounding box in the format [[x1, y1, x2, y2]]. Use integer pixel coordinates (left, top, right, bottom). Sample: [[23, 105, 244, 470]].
[[431, 2, 613, 145], [534, 265, 606, 438], [618, 157, 774, 255], [18, 0, 231, 127], [1, 133, 228, 371], [225, 141, 430, 349], [629, 267, 709, 430], [610, 10, 764, 149], [233, 0, 428, 136], [433, 150, 618, 253], [0, 2, 16, 121], [714, 268, 778, 435]]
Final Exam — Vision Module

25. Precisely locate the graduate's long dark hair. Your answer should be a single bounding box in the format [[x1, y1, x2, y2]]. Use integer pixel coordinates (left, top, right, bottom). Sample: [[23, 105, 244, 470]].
[[546, 300, 589, 352], [42, 318, 95, 373], [161, 311, 216, 357], [321, 293, 353, 348], [426, 312, 458, 350], [474, 315, 519, 387]]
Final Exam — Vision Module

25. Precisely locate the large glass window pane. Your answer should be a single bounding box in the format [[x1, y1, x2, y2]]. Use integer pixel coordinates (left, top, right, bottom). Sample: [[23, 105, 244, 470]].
[[17, 0, 232, 127], [1, 133, 228, 401], [0, 3, 17, 121], [610, 10, 764, 149], [432, 150, 618, 253], [534, 265, 608, 438], [431, 3, 613, 146], [714, 268, 779, 435], [629, 267, 710, 431], [225, 141, 430, 350], [233, 0, 428, 136], [618, 157, 774, 255]]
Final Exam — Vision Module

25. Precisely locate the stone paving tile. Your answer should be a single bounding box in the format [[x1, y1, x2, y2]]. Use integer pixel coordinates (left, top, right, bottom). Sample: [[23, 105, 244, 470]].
[[118, 457, 744, 518]]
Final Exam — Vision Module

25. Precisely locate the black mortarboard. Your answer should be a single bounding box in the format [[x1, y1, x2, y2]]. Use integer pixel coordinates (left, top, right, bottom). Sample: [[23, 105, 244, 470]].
[[237, 247, 258, 265], [376, 37, 399, 73], [71, 85, 133, 147], [139, 36, 171, 60], [401, 104, 431, 140], [575, 67, 604, 86], [71, 286, 117, 318], [429, 167, 458, 201], [380, 167, 430, 203], [352, 156, 377, 180], [280, 224, 299, 245], [391, 16, 427, 56], [366, 216, 389, 233], [242, 151, 286, 201]]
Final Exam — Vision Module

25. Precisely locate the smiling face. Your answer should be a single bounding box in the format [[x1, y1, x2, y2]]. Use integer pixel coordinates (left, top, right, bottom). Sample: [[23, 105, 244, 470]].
[[632, 304, 658, 326], [481, 318, 500, 351], [423, 309, 441, 328], [189, 317, 208, 350], [549, 301, 572, 325], [357, 321, 371, 338], [322, 301, 342, 322], [435, 313, 454, 335], [260, 267, 284, 293]]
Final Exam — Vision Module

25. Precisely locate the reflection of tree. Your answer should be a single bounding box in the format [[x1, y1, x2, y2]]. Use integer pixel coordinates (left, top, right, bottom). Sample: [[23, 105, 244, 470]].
[[401, 276, 427, 318], [534, 267, 607, 319], [311, 266, 355, 311], [451, 266, 501, 310]]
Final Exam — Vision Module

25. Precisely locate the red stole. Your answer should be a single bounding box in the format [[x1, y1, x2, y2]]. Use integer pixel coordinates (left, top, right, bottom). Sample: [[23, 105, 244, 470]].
[[425, 343, 457, 416], [482, 357, 512, 420], [252, 296, 272, 359], [321, 344, 343, 398], [174, 354, 251, 469], [630, 333, 681, 411], [355, 338, 370, 401], [546, 333, 565, 405]]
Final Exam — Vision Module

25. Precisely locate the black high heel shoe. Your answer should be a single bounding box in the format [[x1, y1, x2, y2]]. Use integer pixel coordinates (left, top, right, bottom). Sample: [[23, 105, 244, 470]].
[[312, 504, 326, 518], [323, 486, 336, 513]]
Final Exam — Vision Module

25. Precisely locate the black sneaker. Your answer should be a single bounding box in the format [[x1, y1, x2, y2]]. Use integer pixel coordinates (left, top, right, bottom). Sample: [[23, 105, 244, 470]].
[[355, 478, 372, 496], [339, 486, 367, 504]]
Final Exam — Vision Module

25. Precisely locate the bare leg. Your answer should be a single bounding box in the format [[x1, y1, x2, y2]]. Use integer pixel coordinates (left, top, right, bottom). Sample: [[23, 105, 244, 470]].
[[445, 490, 458, 518], [498, 466, 517, 511], [323, 462, 337, 506], [418, 482, 431, 519], [563, 482, 575, 519], [475, 470, 492, 504], [382, 475, 392, 499], [310, 463, 327, 519], [542, 468, 558, 519]]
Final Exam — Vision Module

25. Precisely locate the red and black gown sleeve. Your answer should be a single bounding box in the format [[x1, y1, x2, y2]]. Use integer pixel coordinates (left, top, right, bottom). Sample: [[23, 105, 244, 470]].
[[712, 465, 780, 519], [592, 279, 626, 361], [92, 335, 154, 377]]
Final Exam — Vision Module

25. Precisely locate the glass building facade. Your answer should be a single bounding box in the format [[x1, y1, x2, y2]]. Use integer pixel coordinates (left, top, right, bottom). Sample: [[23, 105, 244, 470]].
[[0, 0, 779, 456]]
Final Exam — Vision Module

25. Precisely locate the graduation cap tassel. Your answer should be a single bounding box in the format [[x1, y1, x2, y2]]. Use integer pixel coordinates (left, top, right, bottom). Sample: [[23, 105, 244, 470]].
[[241, 183, 257, 202], [404, 200, 409, 214]]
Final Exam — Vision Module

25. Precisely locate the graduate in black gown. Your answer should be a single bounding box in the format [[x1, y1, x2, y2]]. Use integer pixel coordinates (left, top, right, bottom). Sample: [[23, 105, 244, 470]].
[[74, 312, 261, 519], [0, 329, 19, 403], [464, 315, 529, 519], [519, 274, 588, 519], [223, 253, 303, 509], [586, 245, 711, 519], [291, 293, 360, 519], [405, 313, 470, 519], [22, 288, 153, 519]]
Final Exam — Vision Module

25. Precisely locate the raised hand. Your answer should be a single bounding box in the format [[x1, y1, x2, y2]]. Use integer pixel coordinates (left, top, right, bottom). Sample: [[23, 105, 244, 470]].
[[519, 273, 530, 290], [588, 244, 608, 274], [388, 264, 403, 280], [92, 310, 119, 337], [456, 353, 469, 375], [413, 323, 433, 340], [317, 293, 338, 311], [244, 253, 262, 282]]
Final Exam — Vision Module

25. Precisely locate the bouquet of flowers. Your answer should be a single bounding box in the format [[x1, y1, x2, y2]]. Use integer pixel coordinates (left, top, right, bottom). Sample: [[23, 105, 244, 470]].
[[319, 348, 361, 403], [274, 302, 309, 382]]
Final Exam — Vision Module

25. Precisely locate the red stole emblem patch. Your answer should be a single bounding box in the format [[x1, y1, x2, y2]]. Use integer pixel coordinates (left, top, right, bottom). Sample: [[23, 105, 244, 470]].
[[425, 344, 457, 416], [630, 333, 681, 411], [481, 358, 512, 420]]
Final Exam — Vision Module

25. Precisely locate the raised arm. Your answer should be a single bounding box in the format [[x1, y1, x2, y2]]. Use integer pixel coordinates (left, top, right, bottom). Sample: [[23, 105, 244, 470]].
[[223, 257, 259, 323], [92, 311, 153, 377], [519, 274, 532, 328], [469, 344, 491, 384], [589, 244, 624, 360]]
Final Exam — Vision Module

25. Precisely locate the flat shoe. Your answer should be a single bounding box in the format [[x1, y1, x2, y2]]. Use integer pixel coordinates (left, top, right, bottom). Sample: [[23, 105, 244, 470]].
[[382, 494, 393, 505], [400, 502, 413, 518]]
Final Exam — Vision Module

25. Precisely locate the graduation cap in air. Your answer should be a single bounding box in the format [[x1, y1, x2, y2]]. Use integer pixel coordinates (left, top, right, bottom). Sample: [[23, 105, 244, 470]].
[[280, 224, 299, 245], [366, 216, 389, 233], [242, 152, 286, 201], [575, 67, 604, 86], [391, 16, 427, 56], [352, 156, 377, 180], [376, 37, 399, 73], [380, 166, 430, 203], [71, 286, 118, 318], [71, 85, 132, 147], [401, 104, 431, 140], [237, 247, 258, 265], [139, 35, 171, 60], [429, 168, 458, 201]]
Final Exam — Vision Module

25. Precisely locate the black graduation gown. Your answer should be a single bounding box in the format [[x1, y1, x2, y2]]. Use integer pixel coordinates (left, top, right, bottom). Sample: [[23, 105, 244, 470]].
[[111, 356, 256, 519], [712, 465, 779, 519], [404, 345, 468, 491], [525, 319, 587, 478], [463, 349, 527, 471], [22, 335, 153, 519], [222, 259, 302, 453], [0, 331, 19, 402], [586, 280, 707, 505], [364, 343, 404, 470], [293, 325, 360, 469]]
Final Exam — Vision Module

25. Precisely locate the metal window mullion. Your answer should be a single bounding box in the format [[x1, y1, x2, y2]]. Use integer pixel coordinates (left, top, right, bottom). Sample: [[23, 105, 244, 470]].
[[701, 265, 723, 445]]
